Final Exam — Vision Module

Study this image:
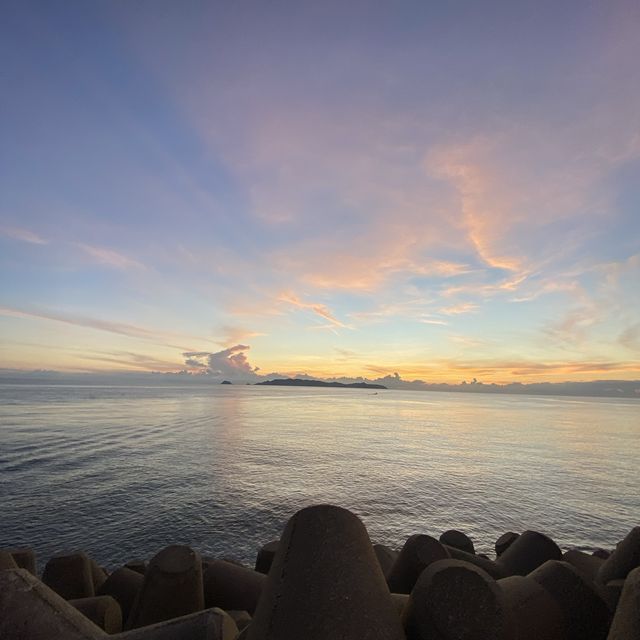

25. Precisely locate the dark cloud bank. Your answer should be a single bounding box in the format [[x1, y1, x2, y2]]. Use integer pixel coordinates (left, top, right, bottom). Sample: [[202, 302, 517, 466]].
[[1, 343, 638, 399]]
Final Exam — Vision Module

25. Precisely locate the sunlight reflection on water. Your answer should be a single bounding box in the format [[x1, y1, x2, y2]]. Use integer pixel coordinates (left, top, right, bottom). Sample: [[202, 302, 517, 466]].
[[1, 384, 638, 567]]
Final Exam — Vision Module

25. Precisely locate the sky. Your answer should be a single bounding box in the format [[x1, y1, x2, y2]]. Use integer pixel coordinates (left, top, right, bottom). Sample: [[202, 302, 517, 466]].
[[1, 0, 639, 385]]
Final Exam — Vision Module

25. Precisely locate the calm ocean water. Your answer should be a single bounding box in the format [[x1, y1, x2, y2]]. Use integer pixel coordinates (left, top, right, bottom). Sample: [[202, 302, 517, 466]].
[[0, 384, 638, 569]]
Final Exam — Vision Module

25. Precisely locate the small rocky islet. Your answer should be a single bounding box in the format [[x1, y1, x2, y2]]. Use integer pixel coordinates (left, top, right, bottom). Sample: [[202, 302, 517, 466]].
[[1, 504, 638, 639]]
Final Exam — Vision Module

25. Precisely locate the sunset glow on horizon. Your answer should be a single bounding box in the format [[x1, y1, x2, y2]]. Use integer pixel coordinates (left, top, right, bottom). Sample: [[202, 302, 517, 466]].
[[1, 1, 639, 385]]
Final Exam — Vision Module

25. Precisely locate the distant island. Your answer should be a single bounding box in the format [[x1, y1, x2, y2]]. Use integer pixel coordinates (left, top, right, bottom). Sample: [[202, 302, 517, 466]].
[[256, 378, 387, 390]]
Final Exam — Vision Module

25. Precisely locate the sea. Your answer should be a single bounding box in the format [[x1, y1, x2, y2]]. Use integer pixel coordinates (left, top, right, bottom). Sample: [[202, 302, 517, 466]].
[[0, 383, 638, 569]]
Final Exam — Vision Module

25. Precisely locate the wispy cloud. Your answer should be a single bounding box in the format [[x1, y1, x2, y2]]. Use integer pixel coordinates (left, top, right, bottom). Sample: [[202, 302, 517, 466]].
[[439, 302, 479, 315], [76, 243, 146, 270], [279, 292, 349, 329], [0, 305, 199, 347], [0, 225, 48, 245]]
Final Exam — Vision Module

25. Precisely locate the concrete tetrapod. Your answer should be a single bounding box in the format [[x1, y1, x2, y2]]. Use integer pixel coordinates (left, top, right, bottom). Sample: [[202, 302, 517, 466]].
[[498, 575, 565, 640], [496, 530, 562, 576], [598, 527, 640, 584], [495, 532, 519, 557], [529, 560, 611, 640], [247, 504, 405, 640], [202, 558, 266, 614], [444, 545, 507, 580], [563, 549, 605, 584], [254, 540, 279, 574], [97, 567, 144, 626], [607, 566, 640, 640], [42, 551, 96, 599], [112, 608, 238, 640], [70, 595, 123, 633], [0, 550, 19, 570], [440, 530, 475, 554], [127, 545, 204, 629], [2, 547, 37, 574], [374, 543, 399, 579], [386, 534, 451, 594], [0, 568, 107, 640], [403, 559, 514, 640]]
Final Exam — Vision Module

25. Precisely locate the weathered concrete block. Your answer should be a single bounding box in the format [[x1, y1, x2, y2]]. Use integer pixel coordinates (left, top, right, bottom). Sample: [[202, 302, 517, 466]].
[[497, 530, 562, 576], [247, 504, 405, 640], [390, 592, 410, 618], [70, 595, 123, 633], [386, 534, 450, 594], [598, 527, 640, 584], [444, 544, 507, 579], [0, 568, 106, 639], [602, 579, 626, 613], [564, 549, 605, 583], [202, 558, 266, 614], [2, 547, 37, 575], [607, 566, 640, 639], [254, 540, 279, 575], [226, 609, 252, 632], [127, 545, 204, 629], [111, 607, 237, 640], [374, 544, 399, 579], [530, 560, 610, 640], [124, 560, 147, 575], [43, 551, 96, 599], [498, 574, 565, 640], [495, 532, 519, 557], [0, 550, 19, 570], [403, 558, 514, 640], [89, 557, 108, 592], [97, 567, 144, 626], [440, 529, 475, 554]]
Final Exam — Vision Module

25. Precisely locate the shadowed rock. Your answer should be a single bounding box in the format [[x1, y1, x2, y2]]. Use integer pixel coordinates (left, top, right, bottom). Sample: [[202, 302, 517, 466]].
[[70, 595, 122, 633], [254, 540, 279, 575], [2, 547, 37, 575], [43, 551, 95, 599], [498, 575, 565, 640], [598, 527, 640, 584], [403, 559, 514, 640], [529, 560, 610, 640], [127, 545, 204, 629], [593, 549, 611, 560], [495, 532, 519, 557], [440, 529, 475, 554], [607, 566, 640, 639], [563, 549, 605, 583], [112, 607, 237, 639], [97, 567, 143, 626], [374, 544, 399, 579], [203, 559, 265, 614], [497, 530, 562, 576], [444, 544, 507, 579], [247, 504, 404, 640], [0, 568, 106, 639], [386, 534, 450, 594]]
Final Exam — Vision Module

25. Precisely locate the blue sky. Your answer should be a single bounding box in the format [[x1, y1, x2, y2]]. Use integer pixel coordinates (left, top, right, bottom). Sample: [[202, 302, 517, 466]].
[[1, 0, 639, 383]]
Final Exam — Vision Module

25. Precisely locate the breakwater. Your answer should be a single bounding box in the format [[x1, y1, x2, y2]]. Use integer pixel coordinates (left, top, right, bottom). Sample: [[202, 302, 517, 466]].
[[1, 505, 638, 639]]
